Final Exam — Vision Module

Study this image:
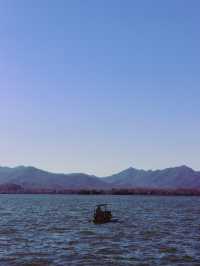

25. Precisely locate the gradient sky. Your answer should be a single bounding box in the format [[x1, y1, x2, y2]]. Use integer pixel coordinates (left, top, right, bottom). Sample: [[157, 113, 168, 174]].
[[0, 0, 200, 176]]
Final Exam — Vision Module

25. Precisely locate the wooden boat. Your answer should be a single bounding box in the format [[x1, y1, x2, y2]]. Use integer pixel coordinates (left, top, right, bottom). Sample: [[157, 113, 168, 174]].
[[93, 204, 113, 224]]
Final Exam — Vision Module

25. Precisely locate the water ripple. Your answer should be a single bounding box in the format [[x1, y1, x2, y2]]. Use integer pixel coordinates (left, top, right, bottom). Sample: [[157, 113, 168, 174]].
[[0, 195, 200, 265]]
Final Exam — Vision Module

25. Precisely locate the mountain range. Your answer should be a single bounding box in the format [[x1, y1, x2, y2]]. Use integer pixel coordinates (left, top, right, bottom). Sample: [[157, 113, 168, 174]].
[[0, 165, 200, 191]]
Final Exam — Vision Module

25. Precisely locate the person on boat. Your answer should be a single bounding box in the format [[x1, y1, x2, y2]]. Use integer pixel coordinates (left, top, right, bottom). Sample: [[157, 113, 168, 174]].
[[96, 205, 104, 217], [94, 205, 105, 222]]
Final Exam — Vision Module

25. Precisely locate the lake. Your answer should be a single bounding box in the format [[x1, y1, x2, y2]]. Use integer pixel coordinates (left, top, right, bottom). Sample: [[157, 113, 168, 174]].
[[0, 194, 200, 265]]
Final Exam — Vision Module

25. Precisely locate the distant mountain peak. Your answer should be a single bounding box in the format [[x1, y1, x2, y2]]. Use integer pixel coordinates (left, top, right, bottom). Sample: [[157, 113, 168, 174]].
[[123, 167, 135, 172], [169, 165, 194, 173], [178, 165, 193, 170]]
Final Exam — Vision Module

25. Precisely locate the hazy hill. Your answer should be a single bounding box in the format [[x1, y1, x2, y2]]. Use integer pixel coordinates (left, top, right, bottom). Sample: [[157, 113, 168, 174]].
[[0, 166, 108, 190], [104, 165, 200, 188], [0, 165, 200, 190]]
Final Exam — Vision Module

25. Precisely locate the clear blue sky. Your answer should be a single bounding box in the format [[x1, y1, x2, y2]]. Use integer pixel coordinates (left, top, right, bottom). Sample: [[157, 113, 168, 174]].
[[0, 0, 200, 175]]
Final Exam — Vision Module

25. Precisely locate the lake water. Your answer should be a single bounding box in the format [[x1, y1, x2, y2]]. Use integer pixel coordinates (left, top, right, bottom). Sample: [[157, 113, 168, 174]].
[[0, 195, 200, 266]]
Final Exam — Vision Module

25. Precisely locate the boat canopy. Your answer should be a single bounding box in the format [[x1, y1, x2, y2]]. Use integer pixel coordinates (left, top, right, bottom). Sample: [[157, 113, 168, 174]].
[[96, 204, 110, 207]]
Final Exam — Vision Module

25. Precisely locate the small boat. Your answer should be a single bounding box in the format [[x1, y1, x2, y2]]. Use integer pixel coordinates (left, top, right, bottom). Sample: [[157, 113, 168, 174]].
[[93, 204, 113, 224]]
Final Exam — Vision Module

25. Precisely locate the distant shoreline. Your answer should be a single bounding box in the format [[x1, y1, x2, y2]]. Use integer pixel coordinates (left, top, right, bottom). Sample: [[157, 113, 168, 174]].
[[1, 187, 200, 196]]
